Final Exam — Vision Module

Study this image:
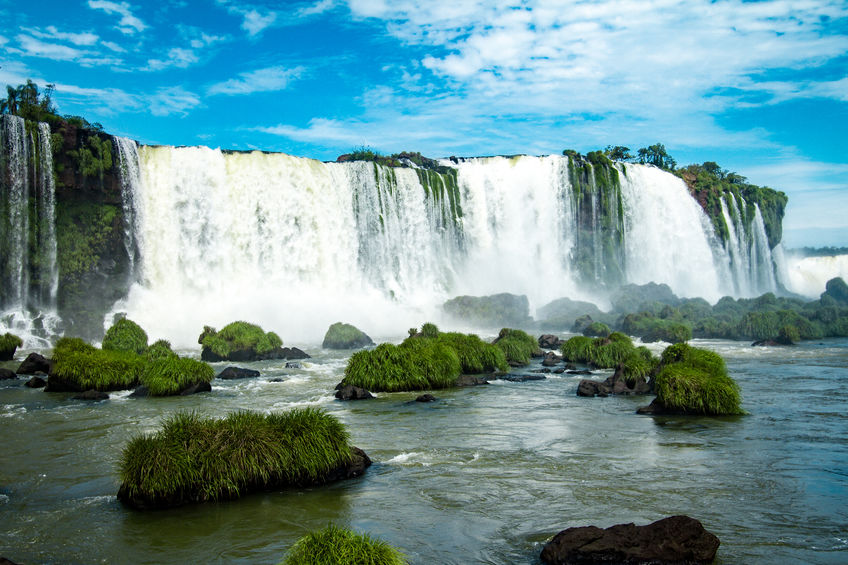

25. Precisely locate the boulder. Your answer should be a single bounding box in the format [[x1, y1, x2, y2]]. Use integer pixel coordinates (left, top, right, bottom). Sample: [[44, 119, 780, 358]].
[[542, 351, 563, 366], [129, 386, 150, 398], [637, 398, 690, 416], [217, 366, 261, 380], [538, 334, 564, 349], [16, 353, 53, 375], [268, 378, 284, 383], [25, 376, 47, 388], [180, 381, 212, 396], [751, 339, 783, 347], [322, 322, 375, 349], [577, 367, 650, 398], [455, 374, 489, 387], [321, 446, 371, 483], [335, 384, 374, 400], [567, 369, 593, 375], [577, 380, 607, 397], [415, 394, 437, 402], [72, 390, 110, 401], [281, 347, 310, 360], [0, 368, 17, 380], [285, 361, 302, 369], [499, 374, 546, 382], [540, 515, 720, 565]]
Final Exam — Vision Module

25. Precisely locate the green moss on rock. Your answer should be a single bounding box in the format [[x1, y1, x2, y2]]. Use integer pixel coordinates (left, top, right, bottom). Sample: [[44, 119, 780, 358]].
[[200, 321, 283, 361], [322, 322, 374, 350]]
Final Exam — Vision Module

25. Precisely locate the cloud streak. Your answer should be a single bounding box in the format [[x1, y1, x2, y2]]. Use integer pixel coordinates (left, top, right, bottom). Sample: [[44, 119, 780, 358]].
[[207, 66, 304, 95]]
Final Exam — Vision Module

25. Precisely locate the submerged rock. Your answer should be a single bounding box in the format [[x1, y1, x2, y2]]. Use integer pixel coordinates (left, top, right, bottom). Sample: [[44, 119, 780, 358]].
[[499, 374, 546, 382], [25, 376, 47, 388], [415, 394, 437, 402], [577, 367, 650, 398], [217, 366, 261, 380], [285, 361, 302, 369], [538, 334, 564, 350], [180, 381, 212, 396], [455, 374, 490, 387], [16, 353, 53, 375], [335, 384, 374, 400], [542, 351, 563, 366], [0, 368, 16, 380], [540, 515, 720, 565], [73, 390, 110, 401]]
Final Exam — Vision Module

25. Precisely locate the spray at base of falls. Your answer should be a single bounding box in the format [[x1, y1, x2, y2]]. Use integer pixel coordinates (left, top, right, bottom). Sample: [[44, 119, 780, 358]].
[[108, 147, 789, 346]]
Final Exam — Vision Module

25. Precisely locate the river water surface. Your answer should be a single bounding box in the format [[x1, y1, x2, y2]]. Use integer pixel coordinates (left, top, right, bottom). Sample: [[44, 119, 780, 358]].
[[1, 336, 847, 564]]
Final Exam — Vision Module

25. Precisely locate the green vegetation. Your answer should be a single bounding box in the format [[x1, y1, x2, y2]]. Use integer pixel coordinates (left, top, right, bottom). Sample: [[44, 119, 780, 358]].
[[435, 332, 509, 374], [420, 322, 440, 339], [0, 332, 23, 360], [636, 143, 676, 171], [281, 524, 408, 565], [322, 322, 373, 349], [1, 80, 104, 130], [582, 321, 611, 337], [561, 332, 658, 384], [442, 293, 531, 328], [68, 134, 113, 178], [653, 343, 743, 415], [200, 321, 283, 359], [342, 341, 461, 392], [140, 357, 214, 396], [493, 328, 538, 365], [50, 347, 145, 391], [146, 339, 177, 360], [102, 318, 148, 354], [118, 408, 353, 508], [619, 311, 692, 344]]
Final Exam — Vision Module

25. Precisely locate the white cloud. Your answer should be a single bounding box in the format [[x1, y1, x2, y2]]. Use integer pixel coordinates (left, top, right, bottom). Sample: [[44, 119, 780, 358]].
[[242, 9, 277, 36], [146, 47, 199, 71], [101, 40, 125, 53], [208, 66, 304, 95], [148, 86, 201, 116], [88, 0, 147, 35], [297, 0, 337, 17], [16, 34, 85, 61], [0, 35, 7, 46], [26, 26, 99, 46]]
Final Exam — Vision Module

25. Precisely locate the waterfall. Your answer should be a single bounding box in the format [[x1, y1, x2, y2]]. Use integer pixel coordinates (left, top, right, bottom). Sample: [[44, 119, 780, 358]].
[[101, 150, 786, 345], [0, 115, 60, 346], [113, 136, 143, 284], [784, 253, 848, 297]]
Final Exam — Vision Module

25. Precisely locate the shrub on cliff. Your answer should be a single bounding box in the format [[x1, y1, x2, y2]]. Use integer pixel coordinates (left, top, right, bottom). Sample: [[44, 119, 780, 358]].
[[652, 343, 743, 415], [199, 321, 283, 361], [281, 524, 408, 565], [118, 408, 357, 509], [343, 342, 461, 392], [139, 357, 214, 396], [0, 332, 23, 361], [493, 328, 538, 365], [102, 318, 148, 354], [322, 322, 374, 350]]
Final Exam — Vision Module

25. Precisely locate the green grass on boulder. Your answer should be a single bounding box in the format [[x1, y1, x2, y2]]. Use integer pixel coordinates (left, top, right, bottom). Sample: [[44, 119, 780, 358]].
[[280, 524, 408, 565], [118, 408, 353, 509], [343, 341, 461, 392], [434, 332, 508, 374], [50, 347, 145, 391], [493, 328, 538, 365], [139, 356, 214, 396], [0, 332, 23, 360], [102, 318, 148, 354], [653, 343, 743, 415], [582, 321, 611, 337], [200, 321, 283, 359]]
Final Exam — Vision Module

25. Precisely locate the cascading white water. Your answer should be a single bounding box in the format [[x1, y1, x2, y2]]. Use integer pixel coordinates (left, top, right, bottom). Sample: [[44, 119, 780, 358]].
[[619, 164, 727, 302], [0, 116, 60, 347], [110, 147, 787, 345], [113, 136, 143, 282], [784, 253, 848, 298]]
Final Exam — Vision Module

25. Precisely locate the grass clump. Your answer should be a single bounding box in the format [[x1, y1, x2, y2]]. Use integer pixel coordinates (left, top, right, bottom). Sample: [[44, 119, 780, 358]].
[[561, 332, 641, 369], [146, 339, 177, 360], [582, 321, 611, 337], [0, 332, 23, 360], [200, 321, 282, 359], [493, 328, 537, 365], [281, 524, 408, 565], [420, 322, 440, 339], [343, 341, 461, 392], [140, 357, 214, 396], [51, 348, 145, 391], [653, 343, 743, 415], [102, 318, 148, 354], [118, 408, 353, 509], [435, 332, 508, 374]]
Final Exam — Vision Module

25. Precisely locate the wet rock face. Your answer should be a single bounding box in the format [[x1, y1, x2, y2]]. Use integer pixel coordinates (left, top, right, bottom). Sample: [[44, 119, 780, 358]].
[[541, 515, 720, 565], [334, 384, 374, 400]]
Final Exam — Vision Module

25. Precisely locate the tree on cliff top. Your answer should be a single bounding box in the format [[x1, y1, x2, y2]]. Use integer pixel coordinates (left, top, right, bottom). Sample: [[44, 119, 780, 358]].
[[637, 143, 677, 171], [1, 80, 103, 130]]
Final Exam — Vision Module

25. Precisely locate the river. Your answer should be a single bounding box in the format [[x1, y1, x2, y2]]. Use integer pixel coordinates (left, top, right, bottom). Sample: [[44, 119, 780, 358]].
[[1, 335, 846, 564]]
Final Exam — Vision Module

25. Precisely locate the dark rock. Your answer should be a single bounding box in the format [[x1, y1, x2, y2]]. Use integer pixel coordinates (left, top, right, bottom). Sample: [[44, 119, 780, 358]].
[[0, 368, 17, 380], [25, 376, 46, 388], [129, 386, 150, 398], [72, 390, 109, 401], [180, 381, 212, 395], [553, 368, 565, 374], [538, 334, 564, 349], [217, 366, 261, 380], [571, 314, 594, 334], [534, 368, 552, 374], [577, 379, 607, 397], [751, 339, 782, 347], [321, 446, 371, 483], [542, 351, 563, 366], [16, 352, 53, 375], [531, 347, 546, 358], [281, 347, 310, 360], [565, 363, 577, 370], [567, 369, 593, 375], [637, 398, 692, 415], [268, 378, 284, 383], [285, 361, 302, 369], [540, 515, 720, 565], [415, 394, 437, 402], [499, 374, 546, 382], [335, 384, 374, 400], [455, 374, 489, 387], [1, 557, 22, 565]]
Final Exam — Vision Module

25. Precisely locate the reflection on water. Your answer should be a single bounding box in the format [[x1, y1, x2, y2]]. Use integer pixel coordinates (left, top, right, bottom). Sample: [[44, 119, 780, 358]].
[[1, 338, 847, 564]]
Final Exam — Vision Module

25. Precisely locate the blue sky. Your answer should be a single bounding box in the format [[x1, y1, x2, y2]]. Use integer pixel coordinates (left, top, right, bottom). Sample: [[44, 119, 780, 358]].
[[2, 0, 847, 247]]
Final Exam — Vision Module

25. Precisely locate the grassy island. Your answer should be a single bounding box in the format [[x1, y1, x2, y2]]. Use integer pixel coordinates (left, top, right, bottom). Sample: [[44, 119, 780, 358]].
[[281, 524, 408, 565], [199, 320, 283, 361], [118, 408, 361, 509], [0, 332, 23, 360]]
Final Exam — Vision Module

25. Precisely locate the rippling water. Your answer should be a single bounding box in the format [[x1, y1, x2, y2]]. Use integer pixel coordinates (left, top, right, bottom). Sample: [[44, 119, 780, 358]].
[[1, 337, 846, 564]]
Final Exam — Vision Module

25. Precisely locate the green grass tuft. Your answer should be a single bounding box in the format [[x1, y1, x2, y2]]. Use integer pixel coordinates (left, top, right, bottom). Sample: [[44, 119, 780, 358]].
[[420, 322, 440, 338], [119, 408, 352, 507], [654, 343, 743, 415], [102, 318, 148, 354], [582, 322, 611, 337], [435, 332, 509, 374], [0, 332, 23, 358], [201, 321, 282, 358], [51, 348, 145, 391], [140, 356, 214, 396], [280, 524, 408, 565], [146, 339, 177, 360], [493, 328, 537, 365], [343, 341, 461, 392], [561, 333, 640, 369]]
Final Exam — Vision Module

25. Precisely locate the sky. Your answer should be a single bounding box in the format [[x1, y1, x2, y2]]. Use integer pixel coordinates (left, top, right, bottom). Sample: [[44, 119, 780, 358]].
[[1, 0, 846, 248]]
